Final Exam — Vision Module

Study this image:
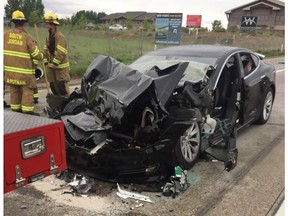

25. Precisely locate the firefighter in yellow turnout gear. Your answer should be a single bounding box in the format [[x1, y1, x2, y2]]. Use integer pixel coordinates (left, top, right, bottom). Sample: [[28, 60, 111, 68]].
[[43, 13, 70, 97], [4, 10, 43, 115]]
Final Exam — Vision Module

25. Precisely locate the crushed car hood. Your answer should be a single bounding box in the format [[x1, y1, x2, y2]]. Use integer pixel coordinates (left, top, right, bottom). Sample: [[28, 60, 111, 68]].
[[81, 55, 189, 107]]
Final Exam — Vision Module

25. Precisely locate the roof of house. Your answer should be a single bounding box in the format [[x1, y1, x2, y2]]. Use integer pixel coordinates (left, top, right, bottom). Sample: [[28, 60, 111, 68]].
[[123, 11, 147, 19], [133, 13, 157, 21], [100, 11, 156, 21], [225, 0, 285, 14]]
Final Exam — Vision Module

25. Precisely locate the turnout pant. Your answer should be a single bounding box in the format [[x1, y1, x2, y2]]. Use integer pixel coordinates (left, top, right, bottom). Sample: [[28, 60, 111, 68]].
[[9, 85, 34, 114], [48, 69, 70, 97]]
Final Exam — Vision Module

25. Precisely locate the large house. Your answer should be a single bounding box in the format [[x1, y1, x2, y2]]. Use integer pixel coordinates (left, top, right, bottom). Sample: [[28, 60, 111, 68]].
[[100, 11, 156, 26], [225, 0, 285, 31]]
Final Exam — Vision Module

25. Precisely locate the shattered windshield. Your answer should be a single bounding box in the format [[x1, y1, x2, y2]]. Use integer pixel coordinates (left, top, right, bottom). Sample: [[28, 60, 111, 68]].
[[130, 60, 211, 83]]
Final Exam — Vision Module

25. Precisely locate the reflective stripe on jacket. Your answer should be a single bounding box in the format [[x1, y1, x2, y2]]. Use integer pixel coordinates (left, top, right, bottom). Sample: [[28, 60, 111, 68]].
[[4, 27, 43, 86]]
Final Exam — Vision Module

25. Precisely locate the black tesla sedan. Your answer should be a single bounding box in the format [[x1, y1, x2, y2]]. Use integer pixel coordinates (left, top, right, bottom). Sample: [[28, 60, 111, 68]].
[[47, 45, 276, 182]]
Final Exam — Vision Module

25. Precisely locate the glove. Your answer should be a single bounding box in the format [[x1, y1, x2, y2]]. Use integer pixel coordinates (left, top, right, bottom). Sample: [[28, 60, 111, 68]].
[[48, 63, 58, 69]]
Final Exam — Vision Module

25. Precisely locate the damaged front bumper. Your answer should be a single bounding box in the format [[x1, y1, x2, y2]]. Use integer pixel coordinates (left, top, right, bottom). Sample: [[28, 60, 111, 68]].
[[65, 138, 176, 183]]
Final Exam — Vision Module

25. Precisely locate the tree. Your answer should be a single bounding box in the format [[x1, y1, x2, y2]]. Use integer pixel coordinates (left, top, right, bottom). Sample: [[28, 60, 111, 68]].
[[211, 20, 226, 32], [126, 18, 133, 29], [110, 18, 116, 25], [96, 12, 107, 23], [59, 17, 72, 26], [4, 0, 44, 20], [29, 9, 42, 25], [75, 14, 87, 29], [71, 10, 107, 26], [4, 0, 23, 19], [143, 19, 153, 31]]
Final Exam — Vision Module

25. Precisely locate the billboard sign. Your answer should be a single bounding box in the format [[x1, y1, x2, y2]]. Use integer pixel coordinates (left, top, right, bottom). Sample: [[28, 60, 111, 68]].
[[155, 13, 182, 45], [186, 15, 202, 28], [240, 16, 258, 31]]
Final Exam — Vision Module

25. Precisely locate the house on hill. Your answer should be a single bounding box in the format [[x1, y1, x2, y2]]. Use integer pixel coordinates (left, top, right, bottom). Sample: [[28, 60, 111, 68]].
[[225, 0, 285, 32], [100, 11, 156, 26]]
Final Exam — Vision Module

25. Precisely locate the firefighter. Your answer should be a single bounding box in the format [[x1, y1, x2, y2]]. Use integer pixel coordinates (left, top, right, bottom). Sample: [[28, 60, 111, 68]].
[[43, 13, 70, 97], [4, 10, 43, 115]]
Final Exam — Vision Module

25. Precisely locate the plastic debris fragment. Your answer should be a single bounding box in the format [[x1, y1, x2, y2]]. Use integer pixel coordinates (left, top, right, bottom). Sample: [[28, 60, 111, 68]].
[[116, 183, 153, 203]]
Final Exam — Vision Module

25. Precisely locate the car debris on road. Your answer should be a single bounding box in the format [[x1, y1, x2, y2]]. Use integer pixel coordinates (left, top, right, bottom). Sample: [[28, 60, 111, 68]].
[[116, 183, 154, 203]]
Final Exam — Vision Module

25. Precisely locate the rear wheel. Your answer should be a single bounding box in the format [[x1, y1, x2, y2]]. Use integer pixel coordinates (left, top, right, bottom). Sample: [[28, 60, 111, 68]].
[[256, 87, 273, 124], [175, 122, 201, 170]]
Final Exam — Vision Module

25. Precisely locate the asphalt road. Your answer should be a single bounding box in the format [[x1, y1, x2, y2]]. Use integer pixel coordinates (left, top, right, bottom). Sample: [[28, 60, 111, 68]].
[[3, 57, 285, 216]]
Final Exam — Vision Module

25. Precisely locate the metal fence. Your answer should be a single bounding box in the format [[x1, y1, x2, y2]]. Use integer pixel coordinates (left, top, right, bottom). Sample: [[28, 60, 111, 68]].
[[103, 30, 285, 60], [179, 32, 285, 51], [44, 27, 285, 74]]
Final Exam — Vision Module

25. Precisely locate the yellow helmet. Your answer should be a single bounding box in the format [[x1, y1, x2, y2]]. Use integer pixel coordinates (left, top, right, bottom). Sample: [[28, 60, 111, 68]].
[[12, 10, 27, 21], [44, 13, 59, 25]]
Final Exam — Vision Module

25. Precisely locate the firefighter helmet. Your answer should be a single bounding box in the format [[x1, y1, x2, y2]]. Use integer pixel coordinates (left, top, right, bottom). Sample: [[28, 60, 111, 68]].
[[11, 10, 27, 21], [44, 13, 59, 25]]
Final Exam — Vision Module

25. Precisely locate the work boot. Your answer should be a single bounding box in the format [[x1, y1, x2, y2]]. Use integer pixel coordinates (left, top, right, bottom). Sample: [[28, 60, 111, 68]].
[[4, 101, 10, 108], [24, 112, 40, 116], [33, 98, 39, 104], [12, 110, 22, 113], [224, 148, 238, 172]]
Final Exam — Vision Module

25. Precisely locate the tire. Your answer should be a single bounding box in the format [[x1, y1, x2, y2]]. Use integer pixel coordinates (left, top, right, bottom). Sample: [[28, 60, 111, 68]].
[[175, 122, 201, 170], [256, 87, 274, 124]]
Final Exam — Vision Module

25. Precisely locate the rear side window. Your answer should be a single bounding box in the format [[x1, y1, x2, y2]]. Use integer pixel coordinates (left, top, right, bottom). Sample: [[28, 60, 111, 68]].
[[251, 54, 259, 66], [240, 53, 259, 76]]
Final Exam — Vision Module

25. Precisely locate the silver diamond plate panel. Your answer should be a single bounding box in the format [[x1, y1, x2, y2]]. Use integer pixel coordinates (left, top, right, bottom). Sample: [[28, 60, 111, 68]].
[[4, 111, 61, 134]]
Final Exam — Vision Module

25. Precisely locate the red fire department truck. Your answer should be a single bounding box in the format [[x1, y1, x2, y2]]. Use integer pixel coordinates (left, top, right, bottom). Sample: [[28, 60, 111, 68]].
[[4, 110, 67, 193]]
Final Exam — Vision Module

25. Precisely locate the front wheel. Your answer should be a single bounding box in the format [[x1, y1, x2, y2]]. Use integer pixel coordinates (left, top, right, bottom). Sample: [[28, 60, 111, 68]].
[[175, 122, 201, 170], [256, 87, 274, 124]]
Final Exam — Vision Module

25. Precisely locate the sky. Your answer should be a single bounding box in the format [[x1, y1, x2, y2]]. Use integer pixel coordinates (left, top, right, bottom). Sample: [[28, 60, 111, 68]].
[[3, 0, 283, 29]]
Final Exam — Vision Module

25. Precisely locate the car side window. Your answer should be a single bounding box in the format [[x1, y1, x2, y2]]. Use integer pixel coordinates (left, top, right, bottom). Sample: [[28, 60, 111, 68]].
[[251, 54, 259, 66], [241, 53, 258, 76]]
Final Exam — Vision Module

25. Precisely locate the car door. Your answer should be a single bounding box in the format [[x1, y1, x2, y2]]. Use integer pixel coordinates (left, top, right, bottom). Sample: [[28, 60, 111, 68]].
[[208, 53, 242, 142], [240, 53, 263, 124], [210, 53, 241, 117]]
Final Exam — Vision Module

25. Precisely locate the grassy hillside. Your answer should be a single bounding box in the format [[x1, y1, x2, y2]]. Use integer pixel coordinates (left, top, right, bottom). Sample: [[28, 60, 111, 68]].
[[25, 26, 158, 77], [5, 26, 284, 78]]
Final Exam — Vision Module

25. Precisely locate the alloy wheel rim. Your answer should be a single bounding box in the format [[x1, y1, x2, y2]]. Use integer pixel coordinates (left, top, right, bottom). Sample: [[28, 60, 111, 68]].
[[180, 122, 200, 162], [263, 91, 273, 120]]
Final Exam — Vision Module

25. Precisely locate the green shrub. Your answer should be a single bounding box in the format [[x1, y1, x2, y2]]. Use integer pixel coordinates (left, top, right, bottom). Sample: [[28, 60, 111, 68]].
[[70, 63, 89, 78], [255, 49, 285, 57]]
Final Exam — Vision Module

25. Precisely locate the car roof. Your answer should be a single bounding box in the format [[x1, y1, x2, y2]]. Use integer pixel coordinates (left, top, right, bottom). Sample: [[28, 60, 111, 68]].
[[146, 44, 248, 58]]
